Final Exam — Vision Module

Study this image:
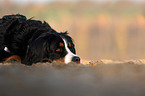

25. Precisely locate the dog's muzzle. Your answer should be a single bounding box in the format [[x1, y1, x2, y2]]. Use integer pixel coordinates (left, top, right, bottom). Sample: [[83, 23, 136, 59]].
[[72, 56, 80, 64]]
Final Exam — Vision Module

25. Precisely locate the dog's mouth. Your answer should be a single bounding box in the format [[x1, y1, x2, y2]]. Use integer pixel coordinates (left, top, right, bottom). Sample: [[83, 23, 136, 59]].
[[54, 56, 80, 64], [3, 55, 80, 64]]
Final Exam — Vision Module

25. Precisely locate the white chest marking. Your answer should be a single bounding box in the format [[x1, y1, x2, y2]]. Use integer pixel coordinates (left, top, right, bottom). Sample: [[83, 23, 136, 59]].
[[4, 47, 10, 53], [62, 39, 77, 64]]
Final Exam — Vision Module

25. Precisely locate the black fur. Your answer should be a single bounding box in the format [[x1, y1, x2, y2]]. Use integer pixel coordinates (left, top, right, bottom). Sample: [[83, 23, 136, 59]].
[[0, 14, 76, 65]]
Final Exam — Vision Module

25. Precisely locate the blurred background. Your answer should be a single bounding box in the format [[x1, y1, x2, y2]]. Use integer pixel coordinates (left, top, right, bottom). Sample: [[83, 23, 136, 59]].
[[1, 0, 145, 61]]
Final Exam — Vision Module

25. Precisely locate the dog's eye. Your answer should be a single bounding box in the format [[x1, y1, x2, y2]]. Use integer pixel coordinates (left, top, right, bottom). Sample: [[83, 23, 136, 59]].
[[56, 48, 62, 52]]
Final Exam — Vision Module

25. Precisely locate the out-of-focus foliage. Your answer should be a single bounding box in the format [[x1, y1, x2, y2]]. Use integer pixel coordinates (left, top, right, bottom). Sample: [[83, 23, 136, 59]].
[[1, 0, 145, 60]]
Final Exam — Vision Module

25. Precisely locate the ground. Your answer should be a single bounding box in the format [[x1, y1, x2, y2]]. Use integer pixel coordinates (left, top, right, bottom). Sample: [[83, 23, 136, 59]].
[[1, 60, 145, 96]]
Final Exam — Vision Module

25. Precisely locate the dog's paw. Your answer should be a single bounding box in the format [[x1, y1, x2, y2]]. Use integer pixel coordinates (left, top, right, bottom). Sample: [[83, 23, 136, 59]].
[[4, 55, 21, 63]]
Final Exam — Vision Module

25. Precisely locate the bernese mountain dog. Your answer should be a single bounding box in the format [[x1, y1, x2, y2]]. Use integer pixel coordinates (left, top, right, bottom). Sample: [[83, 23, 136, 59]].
[[0, 14, 80, 65]]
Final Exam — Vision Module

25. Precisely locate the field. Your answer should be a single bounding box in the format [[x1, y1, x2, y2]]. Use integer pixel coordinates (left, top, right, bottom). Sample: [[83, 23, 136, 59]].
[[1, 62, 145, 96]]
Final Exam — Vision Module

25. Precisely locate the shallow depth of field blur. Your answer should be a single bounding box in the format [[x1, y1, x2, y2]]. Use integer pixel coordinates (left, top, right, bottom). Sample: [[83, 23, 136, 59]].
[[1, 0, 145, 61], [1, 1, 145, 96]]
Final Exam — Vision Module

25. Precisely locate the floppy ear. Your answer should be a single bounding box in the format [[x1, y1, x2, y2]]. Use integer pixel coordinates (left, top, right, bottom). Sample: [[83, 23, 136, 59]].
[[22, 34, 57, 65], [22, 39, 44, 65]]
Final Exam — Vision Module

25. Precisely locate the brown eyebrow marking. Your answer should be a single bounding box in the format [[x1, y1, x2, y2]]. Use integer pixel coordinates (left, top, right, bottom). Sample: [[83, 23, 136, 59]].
[[59, 42, 64, 47], [68, 43, 71, 47]]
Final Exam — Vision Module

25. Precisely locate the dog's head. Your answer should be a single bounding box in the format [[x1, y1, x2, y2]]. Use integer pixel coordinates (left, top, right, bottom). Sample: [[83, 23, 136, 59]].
[[23, 32, 80, 65]]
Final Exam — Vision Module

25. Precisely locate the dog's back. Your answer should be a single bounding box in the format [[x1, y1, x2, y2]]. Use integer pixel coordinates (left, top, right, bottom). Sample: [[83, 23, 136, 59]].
[[0, 14, 27, 48], [0, 15, 27, 59], [0, 14, 52, 59]]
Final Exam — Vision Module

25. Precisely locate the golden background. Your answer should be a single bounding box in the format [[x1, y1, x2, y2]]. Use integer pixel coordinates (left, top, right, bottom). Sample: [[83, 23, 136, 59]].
[[1, 0, 145, 61]]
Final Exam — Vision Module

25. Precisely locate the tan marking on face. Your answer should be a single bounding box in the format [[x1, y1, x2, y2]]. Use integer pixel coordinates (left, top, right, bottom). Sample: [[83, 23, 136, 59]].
[[56, 48, 61, 52], [59, 42, 64, 47], [68, 43, 71, 47]]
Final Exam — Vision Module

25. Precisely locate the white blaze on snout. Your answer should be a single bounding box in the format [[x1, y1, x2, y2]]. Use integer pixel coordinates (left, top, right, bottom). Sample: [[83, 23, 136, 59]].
[[62, 39, 78, 64]]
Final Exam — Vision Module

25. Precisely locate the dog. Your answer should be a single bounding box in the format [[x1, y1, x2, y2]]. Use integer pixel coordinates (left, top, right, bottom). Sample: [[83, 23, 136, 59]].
[[0, 14, 80, 65]]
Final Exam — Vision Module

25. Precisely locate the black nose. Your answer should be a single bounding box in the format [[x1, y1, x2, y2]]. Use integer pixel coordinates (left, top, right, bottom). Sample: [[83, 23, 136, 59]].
[[72, 56, 80, 64]]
